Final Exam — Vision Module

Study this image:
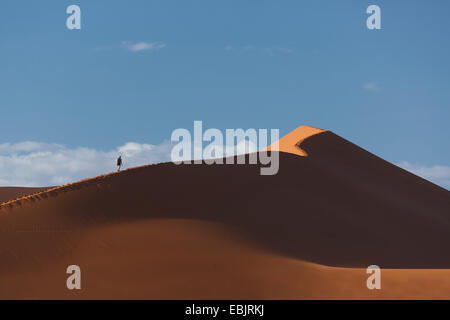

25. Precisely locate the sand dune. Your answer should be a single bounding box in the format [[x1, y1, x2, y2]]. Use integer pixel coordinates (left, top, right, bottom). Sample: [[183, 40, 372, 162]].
[[0, 125, 449, 299], [0, 187, 49, 204]]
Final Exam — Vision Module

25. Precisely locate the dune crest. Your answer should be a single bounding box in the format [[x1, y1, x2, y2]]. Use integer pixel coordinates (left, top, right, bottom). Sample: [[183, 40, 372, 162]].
[[266, 125, 326, 156], [0, 187, 50, 204]]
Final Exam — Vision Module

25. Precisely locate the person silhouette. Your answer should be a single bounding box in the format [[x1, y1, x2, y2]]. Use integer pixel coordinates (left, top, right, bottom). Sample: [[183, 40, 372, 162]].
[[117, 155, 122, 172]]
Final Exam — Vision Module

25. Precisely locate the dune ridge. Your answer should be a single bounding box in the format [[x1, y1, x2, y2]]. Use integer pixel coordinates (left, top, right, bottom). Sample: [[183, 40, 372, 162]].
[[0, 187, 50, 204], [266, 125, 326, 156], [0, 163, 164, 212]]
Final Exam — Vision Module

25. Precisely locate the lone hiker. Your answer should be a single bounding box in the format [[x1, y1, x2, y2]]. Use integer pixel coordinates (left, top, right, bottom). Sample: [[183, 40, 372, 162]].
[[117, 155, 123, 171]]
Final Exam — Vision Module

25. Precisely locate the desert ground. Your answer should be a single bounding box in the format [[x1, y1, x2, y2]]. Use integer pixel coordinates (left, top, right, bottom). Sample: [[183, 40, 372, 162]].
[[1, 126, 449, 299]]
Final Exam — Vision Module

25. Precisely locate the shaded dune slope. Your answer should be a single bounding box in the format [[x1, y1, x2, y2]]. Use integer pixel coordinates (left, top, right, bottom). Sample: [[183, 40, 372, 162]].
[[1, 130, 449, 271]]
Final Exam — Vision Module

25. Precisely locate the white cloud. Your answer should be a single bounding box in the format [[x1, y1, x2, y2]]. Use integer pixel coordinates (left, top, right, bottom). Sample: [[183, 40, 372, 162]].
[[199, 139, 258, 161], [122, 41, 166, 52], [363, 82, 380, 92], [8, 140, 446, 191], [0, 141, 173, 187], [0, 139, 259, 187], [397, 161, 450, 190]]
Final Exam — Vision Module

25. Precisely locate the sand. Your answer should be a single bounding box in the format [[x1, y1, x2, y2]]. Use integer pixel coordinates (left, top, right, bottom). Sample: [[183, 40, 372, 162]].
[[0, 125, 449, 299], [0, 187, 49, 204], [266, 125, 326, 156]]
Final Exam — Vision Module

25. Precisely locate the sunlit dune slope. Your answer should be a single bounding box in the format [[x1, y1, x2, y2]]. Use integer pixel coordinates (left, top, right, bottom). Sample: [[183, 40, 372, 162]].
[[0, 125, 449, 299], [266, 125, 326, 156], [3, 219, 450, 300]]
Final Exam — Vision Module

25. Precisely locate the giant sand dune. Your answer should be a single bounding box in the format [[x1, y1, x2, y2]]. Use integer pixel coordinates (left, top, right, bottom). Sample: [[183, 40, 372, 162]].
[[0, 126, 449, 299]]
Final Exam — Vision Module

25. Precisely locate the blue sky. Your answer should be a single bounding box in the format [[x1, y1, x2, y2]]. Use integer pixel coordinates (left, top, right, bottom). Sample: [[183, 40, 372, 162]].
[[1, 0, 449, 187]]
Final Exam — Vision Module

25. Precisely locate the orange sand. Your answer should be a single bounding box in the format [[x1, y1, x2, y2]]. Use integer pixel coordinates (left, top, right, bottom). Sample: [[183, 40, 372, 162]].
[[1, 125, 449, 299], [266, 125, 326, 156]]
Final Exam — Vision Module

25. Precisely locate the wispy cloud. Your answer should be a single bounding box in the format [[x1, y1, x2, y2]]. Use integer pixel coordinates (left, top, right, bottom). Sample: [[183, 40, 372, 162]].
[[0, 139, 259, 187], [224, 44, 254, 52], [122, 41, 166, 52], [0, 141, 173, 187], [264, 46, 294, 56], [225, 45, 294, 55], [397, 161, 450, 190], [363, 82, 380, 92]]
